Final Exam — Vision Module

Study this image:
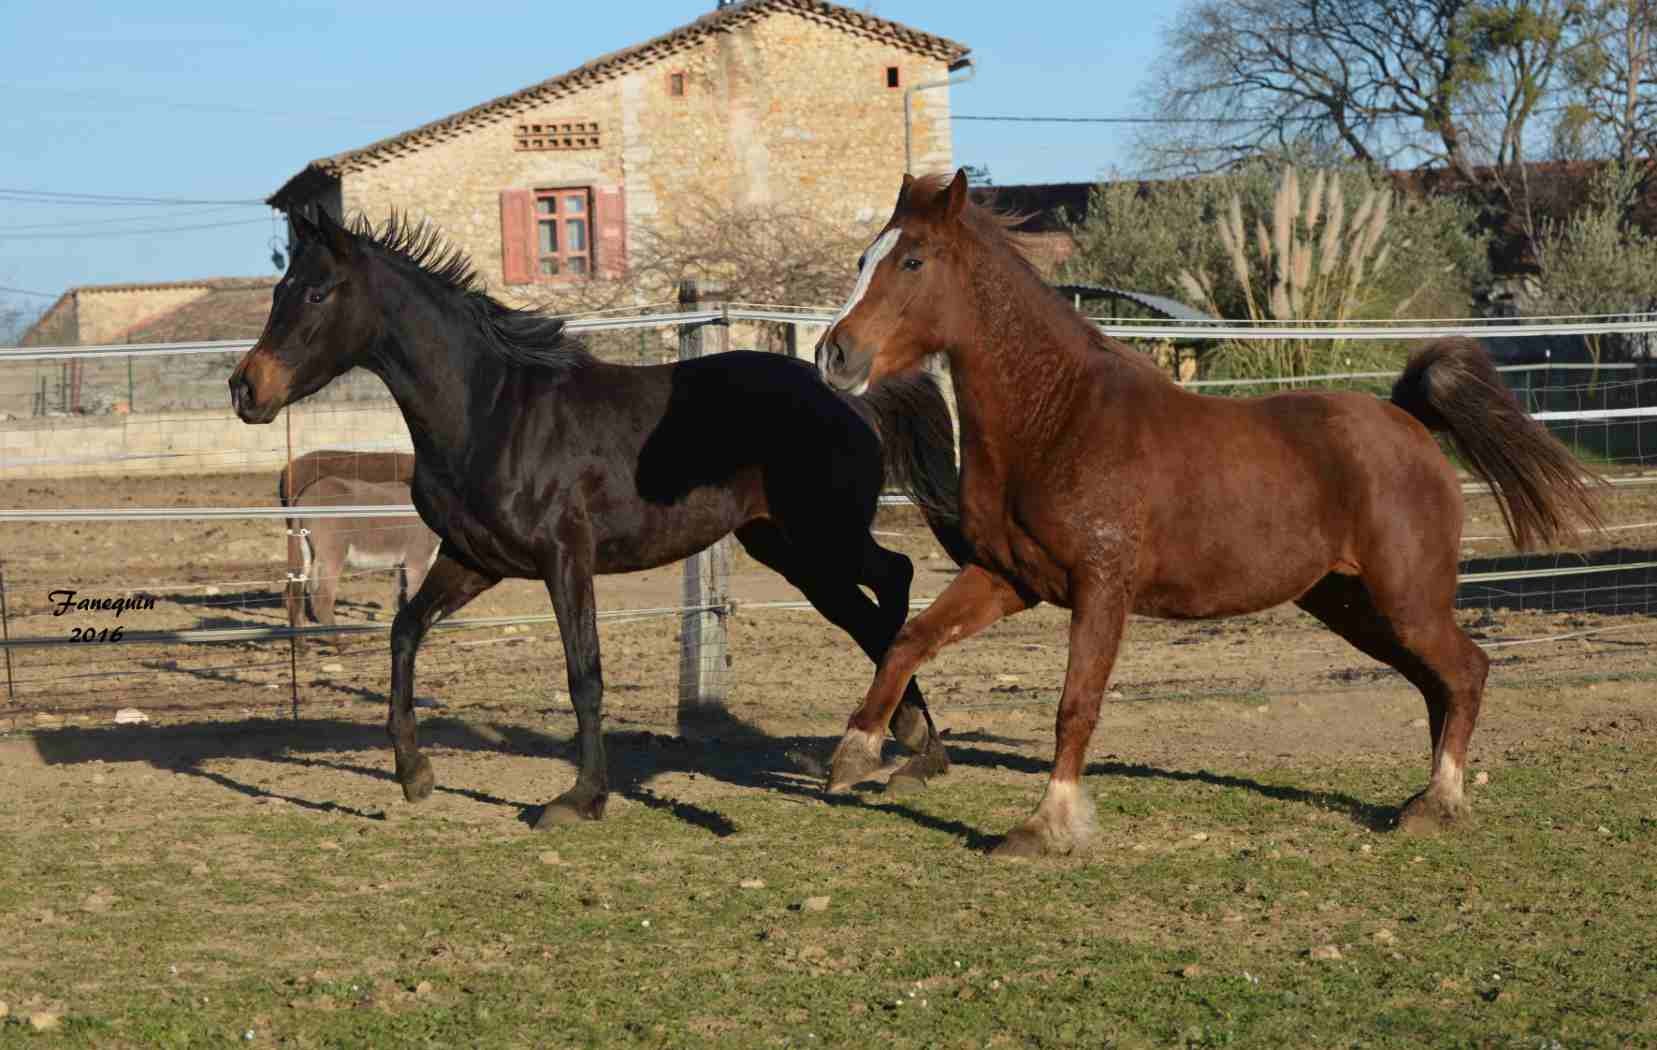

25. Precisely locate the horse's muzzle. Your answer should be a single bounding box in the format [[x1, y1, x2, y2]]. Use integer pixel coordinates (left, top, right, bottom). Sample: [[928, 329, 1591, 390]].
[[229, 369, 280, 424], [816, 334, 871, 393]]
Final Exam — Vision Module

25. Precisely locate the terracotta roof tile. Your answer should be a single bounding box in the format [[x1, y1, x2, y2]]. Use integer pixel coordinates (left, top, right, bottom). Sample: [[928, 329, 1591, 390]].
[[117, 281, 276, 344]]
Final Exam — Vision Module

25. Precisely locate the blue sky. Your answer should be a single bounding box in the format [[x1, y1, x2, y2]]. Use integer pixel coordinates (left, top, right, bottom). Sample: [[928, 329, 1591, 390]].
[[0, 1, 1170, 309]]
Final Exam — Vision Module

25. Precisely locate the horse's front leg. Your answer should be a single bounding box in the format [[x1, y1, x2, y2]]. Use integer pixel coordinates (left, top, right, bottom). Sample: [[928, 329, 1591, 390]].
[[388, 550, 498, 802], [828, 565, 1031, 792], [534, 530, 609, 828]]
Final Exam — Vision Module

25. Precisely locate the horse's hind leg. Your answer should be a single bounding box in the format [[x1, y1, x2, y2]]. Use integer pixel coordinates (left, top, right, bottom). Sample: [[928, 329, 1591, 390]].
[[861, 538, 951, 789], [735, 523, 947, 790], [1295, 573, 1489, 833]]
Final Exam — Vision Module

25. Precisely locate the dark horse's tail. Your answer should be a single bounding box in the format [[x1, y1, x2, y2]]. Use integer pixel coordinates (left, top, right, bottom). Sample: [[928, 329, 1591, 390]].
[[1391, 337, 1605, 550], [848, 371, 973, 566]]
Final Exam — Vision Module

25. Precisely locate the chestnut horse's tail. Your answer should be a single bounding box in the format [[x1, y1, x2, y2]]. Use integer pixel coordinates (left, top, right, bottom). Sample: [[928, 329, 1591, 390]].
[[1390, 337, 1606, 551], [852, 371, 973, 567]]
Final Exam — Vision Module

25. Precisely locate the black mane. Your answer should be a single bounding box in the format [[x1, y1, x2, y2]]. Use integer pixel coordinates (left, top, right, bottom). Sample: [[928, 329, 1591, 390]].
[[343, 210, 594, 372]]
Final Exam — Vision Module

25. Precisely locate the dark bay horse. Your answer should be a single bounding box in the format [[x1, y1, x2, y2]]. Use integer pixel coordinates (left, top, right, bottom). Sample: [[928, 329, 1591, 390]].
[[817, 170, 1605, 856], [230, 208, 966, 826]]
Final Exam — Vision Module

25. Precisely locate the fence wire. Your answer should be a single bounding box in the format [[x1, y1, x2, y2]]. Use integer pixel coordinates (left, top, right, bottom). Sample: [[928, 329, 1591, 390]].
[[5, 305, 1657, 725]]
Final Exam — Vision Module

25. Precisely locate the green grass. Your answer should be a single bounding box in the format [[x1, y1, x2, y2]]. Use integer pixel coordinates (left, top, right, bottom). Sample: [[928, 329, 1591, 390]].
[[2, 740, 1655, 1048]]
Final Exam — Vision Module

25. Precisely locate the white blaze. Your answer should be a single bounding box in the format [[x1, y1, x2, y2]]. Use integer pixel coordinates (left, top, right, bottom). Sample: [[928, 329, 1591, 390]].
[[831, 228, 901, 328]]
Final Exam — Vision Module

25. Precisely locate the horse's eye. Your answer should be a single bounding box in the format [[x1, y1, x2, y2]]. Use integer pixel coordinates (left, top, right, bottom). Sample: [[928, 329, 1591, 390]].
[[305, 288, 327, 304], [902, 257, 924, 272], [857, 254, 867, 270]]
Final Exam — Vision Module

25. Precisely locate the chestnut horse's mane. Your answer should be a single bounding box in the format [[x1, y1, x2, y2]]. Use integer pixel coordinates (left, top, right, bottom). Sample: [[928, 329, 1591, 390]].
[[909, 174, 1166, 378]]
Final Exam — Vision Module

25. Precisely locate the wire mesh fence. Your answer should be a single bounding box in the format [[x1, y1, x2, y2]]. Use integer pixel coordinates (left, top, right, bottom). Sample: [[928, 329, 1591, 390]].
[[3, 304, 1656, 731]]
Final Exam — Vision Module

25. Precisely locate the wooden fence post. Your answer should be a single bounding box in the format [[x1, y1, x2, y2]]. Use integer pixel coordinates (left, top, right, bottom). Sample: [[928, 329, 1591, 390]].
[[676, 278, 732, 726]]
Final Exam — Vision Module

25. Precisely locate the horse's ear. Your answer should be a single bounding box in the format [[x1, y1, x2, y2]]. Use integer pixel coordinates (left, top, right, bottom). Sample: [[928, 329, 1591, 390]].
[[288, 208, 320, 243], [897, 172, 917, 207], [943, 169, 969, 222], [314, 208, 357, 260]]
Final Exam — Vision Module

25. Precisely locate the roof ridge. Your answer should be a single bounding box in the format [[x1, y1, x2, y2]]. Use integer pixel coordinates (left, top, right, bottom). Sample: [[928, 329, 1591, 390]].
[[269, 0, 968, 207], [70, 276, 278, 296]]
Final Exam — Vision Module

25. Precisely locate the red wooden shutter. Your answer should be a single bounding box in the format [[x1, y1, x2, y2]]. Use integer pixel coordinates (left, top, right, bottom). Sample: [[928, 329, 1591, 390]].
[[499, 189, 534, 284], [594, 184, 627, 280]]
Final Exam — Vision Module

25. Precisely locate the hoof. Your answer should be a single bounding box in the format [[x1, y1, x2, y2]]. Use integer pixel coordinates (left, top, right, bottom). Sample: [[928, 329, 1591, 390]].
[[990, 823, 1064, 859], [533, 789, 607, 830], [1395, 791, 1470, 835], [825, 731, 883, 794], [884, 773, 927, 797], [896, 745, 951, 782], [398, 754, 435, 803]]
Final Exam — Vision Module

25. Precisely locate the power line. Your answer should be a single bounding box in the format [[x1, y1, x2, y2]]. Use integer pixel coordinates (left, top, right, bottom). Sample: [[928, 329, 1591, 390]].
[[0, 284, 58, 299], [0, 205, 271, 234], [0, 82, 397, 125], [957, 114, 1266, 125], [956, 102, 1584, 127], [0, 188, 266, 207], [0, 217, 273, 241]]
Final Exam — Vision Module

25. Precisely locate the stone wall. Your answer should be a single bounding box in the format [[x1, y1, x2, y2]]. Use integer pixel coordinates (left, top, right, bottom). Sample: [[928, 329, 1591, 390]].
[[331, 8, 953, 307], [0, 402, 410, 481]]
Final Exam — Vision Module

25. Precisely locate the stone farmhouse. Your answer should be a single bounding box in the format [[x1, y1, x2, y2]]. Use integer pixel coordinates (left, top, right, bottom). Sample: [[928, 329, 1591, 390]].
[[20, 277, 277, 351], [266, 0, 970, 306]]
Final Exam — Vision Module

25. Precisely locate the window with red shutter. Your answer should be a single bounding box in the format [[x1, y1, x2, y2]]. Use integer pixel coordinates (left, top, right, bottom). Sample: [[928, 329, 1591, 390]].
[[499, 189, 535, 284], [503, 184, 624, 282], [594, 185, 627, 280]]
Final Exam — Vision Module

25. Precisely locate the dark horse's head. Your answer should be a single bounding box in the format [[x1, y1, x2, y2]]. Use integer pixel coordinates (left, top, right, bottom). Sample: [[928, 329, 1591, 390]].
[[230, 209, 380, 423], [816, 169, 977, 392]]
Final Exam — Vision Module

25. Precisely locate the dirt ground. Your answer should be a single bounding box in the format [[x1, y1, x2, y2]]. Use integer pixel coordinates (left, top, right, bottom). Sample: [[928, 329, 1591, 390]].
[[0, 468, 1653, 729], [3, 471, 1656, 1045], [2, 467, 1655, 780]]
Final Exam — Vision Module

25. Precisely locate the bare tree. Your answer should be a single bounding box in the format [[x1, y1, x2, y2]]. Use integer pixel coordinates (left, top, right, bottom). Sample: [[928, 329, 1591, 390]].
[[1139, 0, 1592, 176], [1139, 0, 1486, 174], [1556, 0, 1657, 163], [530, 199, 869, 358], [0, 298, 36, 347], [1466, 0, 1594, 169]]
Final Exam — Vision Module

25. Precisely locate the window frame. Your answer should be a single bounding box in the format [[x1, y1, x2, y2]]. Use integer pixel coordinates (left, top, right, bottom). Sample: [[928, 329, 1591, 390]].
[[531, 186, 594, 281]]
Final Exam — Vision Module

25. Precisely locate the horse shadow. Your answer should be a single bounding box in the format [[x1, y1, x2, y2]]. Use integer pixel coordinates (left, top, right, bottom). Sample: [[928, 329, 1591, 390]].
[[18, 700, 1396, 845]]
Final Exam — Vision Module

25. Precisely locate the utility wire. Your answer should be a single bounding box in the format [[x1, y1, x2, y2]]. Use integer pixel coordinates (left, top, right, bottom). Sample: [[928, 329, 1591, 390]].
[[0, 284, 59, 299], [956, 102, 1585, 126], [0, 217, 273, 241], [0, 204, 269, 234], [0, 82, 398, 124], [0, 188, 266, 207]]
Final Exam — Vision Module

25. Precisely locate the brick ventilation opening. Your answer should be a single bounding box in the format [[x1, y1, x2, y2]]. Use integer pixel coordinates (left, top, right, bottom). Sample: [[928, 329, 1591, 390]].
[[515, 120, 601, 151], [886, 66, 900, 89], [669, 72, 686, 97]]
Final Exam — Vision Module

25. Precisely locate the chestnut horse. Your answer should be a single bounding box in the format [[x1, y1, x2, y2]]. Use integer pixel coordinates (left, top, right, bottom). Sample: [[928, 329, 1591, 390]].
[[230, 208, 966, 827], [817, 170, 1605, 856]]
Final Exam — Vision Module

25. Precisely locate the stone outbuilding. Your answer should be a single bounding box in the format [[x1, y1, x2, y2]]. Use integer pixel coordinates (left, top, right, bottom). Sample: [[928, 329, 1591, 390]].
[[266, 0, 970, 305]]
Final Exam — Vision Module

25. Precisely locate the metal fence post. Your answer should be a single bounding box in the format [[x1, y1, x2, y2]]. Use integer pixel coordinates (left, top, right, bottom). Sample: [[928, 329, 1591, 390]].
[[676, 278, 732, 726], [0, 561, 14, 704]]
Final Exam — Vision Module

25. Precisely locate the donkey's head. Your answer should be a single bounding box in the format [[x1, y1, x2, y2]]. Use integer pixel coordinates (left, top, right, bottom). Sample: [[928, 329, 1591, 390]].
[[230, 209, 381, 423], [817, 169, 974, 392]]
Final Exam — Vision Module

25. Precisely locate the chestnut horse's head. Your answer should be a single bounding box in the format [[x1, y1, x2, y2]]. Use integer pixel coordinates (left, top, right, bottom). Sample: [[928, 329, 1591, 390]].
[[817, 169, 973, 392], [229, 209, 381, 423]]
